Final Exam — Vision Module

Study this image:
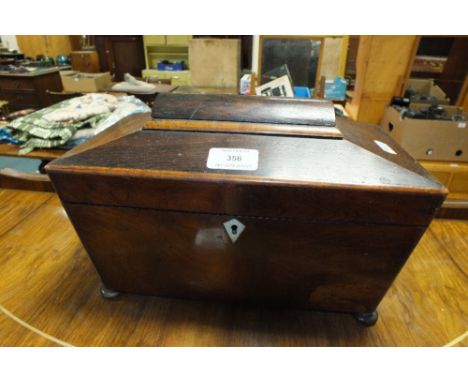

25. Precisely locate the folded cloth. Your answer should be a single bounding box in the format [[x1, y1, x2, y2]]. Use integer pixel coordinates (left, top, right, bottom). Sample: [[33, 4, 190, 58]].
[[43, 104, 112, 123], [6, 93, 151, 154], [7, 95, 113, 154], [43, 93, 118, 123], [111, 73, 157, 94], [63, 95, 151, 148]]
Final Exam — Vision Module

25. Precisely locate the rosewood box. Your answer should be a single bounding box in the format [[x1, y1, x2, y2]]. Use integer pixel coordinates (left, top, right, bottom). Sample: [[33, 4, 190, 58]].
[[46, 94, 447, 325]]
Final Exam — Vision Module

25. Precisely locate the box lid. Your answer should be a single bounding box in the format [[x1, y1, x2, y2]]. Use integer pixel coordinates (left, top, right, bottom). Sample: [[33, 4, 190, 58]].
[[47, 95, 447, 226]]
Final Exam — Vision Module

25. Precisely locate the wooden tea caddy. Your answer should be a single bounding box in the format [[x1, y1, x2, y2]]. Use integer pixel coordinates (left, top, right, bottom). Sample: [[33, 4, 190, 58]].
[[46, 94, 447, 326]]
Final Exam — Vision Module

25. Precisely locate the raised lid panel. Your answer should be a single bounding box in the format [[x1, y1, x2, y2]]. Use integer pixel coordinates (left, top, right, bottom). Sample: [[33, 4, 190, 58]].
[[152, 93, 336, 127]]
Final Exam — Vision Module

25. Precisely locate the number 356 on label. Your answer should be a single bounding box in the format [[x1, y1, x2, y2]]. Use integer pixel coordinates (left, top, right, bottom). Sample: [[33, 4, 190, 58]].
[[206, 148, 259, 171]]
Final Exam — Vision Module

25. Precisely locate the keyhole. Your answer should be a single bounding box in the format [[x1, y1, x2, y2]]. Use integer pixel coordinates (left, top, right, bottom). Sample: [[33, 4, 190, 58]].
[[231, 225, 238, 235]]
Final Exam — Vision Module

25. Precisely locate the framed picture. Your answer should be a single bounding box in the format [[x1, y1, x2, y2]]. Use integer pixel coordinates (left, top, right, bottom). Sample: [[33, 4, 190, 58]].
[[258, 35, 325, 92]]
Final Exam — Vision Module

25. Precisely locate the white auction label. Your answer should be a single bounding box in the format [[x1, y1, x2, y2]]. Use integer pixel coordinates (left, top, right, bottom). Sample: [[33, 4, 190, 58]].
[[206, 148, 259, 171]]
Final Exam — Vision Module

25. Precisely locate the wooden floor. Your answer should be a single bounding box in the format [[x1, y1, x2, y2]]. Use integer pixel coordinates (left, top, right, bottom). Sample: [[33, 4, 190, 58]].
[[0, 189, 466, 346]]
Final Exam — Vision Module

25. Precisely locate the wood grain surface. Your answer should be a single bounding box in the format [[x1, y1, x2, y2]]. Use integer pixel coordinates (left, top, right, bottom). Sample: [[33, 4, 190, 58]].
[[0, 189, 466, 346], [46, 98, 447, 319], [151, 93, 336, 127], [62, 202, 427, 313], [47, 126, 446, 227]]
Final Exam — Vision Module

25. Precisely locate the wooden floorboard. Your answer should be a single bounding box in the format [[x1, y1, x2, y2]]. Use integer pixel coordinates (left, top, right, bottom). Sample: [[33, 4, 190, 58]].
[[0, 189, 466, 346]]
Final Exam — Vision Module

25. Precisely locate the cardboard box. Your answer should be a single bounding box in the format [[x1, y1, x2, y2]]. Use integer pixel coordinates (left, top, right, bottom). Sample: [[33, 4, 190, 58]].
[[61, 71, 112, 93], [189, 39, 240, 88], [404, 78, 450, 104], [381, 103, 467, 162]]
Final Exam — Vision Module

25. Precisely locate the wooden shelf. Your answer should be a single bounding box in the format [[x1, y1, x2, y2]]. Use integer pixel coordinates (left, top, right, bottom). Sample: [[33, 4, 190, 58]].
[[0, 143, 65, 161]]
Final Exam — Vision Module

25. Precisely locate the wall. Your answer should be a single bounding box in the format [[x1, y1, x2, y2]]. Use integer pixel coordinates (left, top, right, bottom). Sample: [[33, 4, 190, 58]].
[[16, 35, 73, 58]]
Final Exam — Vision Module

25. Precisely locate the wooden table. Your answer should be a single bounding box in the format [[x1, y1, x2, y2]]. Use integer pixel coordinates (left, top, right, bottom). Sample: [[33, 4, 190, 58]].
[[0, 143, 65, 161], [0, 188, 466, 346]]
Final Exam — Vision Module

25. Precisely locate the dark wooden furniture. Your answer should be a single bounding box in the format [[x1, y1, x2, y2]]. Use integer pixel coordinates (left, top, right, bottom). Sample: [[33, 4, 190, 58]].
[[410, 36, 468, 104], [70, 50, 100, 73], [436, 37, 468, 103], [95, 36, 146, 81], [46, 94, 446, 326], [0, 68, 62, 111]]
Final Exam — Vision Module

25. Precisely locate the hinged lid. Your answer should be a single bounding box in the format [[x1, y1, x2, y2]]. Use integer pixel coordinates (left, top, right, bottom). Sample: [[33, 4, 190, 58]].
[[47, 95, 447, 227]]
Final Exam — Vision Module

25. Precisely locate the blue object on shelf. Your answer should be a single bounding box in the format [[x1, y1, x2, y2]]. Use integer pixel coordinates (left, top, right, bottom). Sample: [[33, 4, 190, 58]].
[[157, 60, 184, 71], [294, 86, 311, 98], [324, 77, 347, 101], [56, 54, 71, 66]]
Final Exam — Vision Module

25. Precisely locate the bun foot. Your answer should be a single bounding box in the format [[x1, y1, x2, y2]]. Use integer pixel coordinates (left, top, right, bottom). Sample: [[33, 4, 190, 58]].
[[353, 311, 378, 326], [100, 286, 121, 299]]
